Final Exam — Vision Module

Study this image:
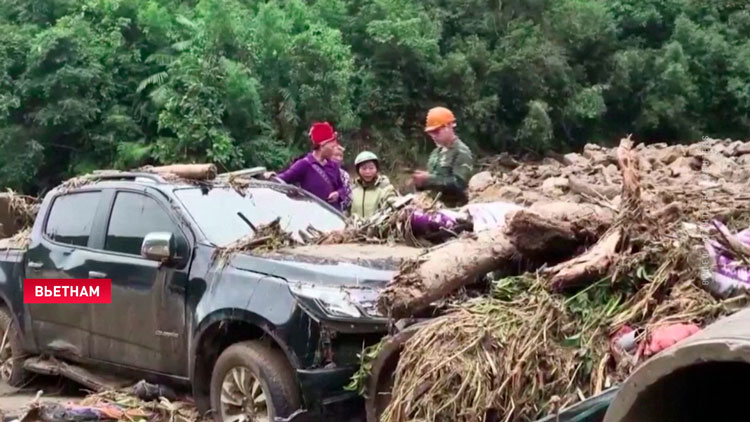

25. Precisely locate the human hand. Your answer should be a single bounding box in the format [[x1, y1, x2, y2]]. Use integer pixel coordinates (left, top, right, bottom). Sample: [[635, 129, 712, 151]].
[[328, 191, 340, 202], [262, 171, 277, 179], [412, 170, 430, 186]]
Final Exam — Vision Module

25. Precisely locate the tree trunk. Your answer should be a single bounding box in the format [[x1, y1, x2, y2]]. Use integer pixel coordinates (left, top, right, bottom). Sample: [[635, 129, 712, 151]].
[[145, 164, 217, 180], [544, 136, 644, 291], [378, 228, 517, 318], [377, 203, 615, 318], [545, 230, 622, 291]]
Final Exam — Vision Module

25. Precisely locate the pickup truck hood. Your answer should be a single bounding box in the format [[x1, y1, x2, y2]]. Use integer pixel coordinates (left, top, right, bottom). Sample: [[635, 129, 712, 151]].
[[228, 243, 424, 287]]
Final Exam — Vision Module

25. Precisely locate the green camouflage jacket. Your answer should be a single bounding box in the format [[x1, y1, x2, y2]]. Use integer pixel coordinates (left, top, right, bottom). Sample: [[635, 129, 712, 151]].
[[420, 137, 474, 206]]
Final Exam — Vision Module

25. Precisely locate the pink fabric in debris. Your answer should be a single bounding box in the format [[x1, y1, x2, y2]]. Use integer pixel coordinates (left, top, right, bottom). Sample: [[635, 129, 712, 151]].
[[643, 323, 701, 356], [703, 220, 750, 297]]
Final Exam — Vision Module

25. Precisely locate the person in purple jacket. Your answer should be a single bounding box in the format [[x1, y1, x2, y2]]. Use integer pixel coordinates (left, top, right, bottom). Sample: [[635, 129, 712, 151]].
[[265, 122, 350, 211]]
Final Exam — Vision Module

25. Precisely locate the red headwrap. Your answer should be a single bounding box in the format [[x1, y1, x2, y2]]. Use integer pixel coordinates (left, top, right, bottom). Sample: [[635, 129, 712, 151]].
[[309, 122, 338, 147]]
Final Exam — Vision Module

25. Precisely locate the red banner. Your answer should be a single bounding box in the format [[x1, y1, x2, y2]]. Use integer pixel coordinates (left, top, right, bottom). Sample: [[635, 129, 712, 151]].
[[24, 279, 112, 304]]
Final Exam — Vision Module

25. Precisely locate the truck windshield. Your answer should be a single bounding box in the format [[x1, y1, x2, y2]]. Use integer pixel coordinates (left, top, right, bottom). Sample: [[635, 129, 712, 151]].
[[174, 185, 346, 246]]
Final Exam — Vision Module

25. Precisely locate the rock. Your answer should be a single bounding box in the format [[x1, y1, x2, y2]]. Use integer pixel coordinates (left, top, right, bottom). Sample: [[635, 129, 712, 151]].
[[497, 185, 523, 202], [687, 142, 710, 157], [494, 153, 521, 169], [703, 153, 737, 180], [736, 142, 750, 156], [725, 140, 744, 156], [711, 143, 728, 156], [583, 144, 608, 164], [521, 191, 548, 205], [606, 148, 619, 165], [669, 156, 702, 177], [538, 164, 563, 179], [639, 156, 653, 173], [473, 184, 523, 203], [602, 164, 622, 185], [542, 177, 569, 196], [702, 137, 722, 147], [469, 171, 494, 193], [656, 146, 685, 165], [564, 153, 589, 167]]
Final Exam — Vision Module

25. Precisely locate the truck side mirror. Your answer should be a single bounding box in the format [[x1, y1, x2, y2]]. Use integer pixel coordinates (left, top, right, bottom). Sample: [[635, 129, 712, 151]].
[[141, 232, 175, 263]]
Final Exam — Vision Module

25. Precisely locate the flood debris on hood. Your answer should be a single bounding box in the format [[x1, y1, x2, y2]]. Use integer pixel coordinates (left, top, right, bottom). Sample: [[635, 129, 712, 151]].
[[212, 217, 301, 264]]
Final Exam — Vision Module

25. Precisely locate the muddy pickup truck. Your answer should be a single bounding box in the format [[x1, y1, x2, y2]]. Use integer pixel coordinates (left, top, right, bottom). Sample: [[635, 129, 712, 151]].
[[0, 170, 421, 421]]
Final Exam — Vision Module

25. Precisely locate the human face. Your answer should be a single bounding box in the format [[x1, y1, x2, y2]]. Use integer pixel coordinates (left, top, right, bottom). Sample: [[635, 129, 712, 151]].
[[318, 140, 338, 159], [426, 125, 455, 147], [332, 145, 345, 163], [358, 161, 378, 183]]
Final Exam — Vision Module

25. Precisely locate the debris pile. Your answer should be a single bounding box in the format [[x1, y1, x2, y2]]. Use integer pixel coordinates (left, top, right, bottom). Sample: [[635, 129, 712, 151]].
[[77, 389, 202, 422], [212, 217, 301, 264], [7, 381, 202, 422], [0, 189, 38, 240], [369, 137, 750, 422], [471, 137, 750, 218], [312, 194, 444, 248]]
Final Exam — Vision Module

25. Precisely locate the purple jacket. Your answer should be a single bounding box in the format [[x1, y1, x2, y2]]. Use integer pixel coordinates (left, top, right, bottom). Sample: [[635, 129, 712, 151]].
[[277, 153, 348, 211]]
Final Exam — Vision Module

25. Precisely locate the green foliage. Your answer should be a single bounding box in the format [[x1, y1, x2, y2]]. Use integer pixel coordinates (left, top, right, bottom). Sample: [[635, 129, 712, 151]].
[[2, 0, 750, 193], [516, 100, 553, 153]]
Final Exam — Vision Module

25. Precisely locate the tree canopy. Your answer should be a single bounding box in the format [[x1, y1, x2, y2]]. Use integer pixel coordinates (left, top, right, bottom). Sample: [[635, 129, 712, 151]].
[[2, 0, 750, 193]]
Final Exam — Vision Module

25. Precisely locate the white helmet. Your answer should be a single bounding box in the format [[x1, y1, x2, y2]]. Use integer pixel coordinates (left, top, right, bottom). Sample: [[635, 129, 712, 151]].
[[354, 151, 379, 168]]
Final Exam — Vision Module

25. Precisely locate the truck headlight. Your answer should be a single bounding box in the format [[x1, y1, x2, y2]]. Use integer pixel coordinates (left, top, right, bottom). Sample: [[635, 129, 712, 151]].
[[289, 282, 384, 319]]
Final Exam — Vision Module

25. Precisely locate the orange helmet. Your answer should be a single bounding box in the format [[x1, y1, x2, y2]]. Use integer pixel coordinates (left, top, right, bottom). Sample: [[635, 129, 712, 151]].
[[424, 106, 456, 132]]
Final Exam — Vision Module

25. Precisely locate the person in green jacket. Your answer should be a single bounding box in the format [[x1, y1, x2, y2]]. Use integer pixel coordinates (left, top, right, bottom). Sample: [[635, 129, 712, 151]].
[[350, 151, 398, 219], [411, 106, 474, 207]]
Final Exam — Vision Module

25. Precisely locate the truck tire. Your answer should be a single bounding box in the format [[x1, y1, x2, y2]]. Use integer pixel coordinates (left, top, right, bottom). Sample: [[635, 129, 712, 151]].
[[210, 340, 301, 422], [0, 307, 31, 387]]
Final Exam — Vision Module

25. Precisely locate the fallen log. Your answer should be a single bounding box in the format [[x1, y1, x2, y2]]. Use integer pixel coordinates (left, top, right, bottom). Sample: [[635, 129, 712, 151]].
[[378, 230, 517, 318], [528, 201, 615, 243], [377, 202, 616, 318], [546, 230, 622, 291], [544, 136, 643, 291], [506, 210, 577, 258], [142, 163, 217, 180]]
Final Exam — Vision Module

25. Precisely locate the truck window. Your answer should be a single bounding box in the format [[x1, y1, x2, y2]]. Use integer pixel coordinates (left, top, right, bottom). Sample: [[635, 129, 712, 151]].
[[105, 192, 177, 256], [45, 191, 102, 247], [174, 185, 346, 247]]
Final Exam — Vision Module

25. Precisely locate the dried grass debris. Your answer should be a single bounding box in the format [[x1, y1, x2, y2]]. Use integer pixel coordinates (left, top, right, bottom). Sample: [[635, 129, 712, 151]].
[[373, 137, 750, 422], [79, 389, 206, 422], [212, 217, 300, 265]]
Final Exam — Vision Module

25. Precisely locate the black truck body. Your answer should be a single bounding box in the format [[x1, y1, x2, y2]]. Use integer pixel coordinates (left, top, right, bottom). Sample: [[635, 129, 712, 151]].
[[0, 172, 417, 420]]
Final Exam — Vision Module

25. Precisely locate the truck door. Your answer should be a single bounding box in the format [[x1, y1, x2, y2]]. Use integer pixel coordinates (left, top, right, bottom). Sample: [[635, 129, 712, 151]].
[[85, 189, 191, 375], [26, 189, 107, 360]]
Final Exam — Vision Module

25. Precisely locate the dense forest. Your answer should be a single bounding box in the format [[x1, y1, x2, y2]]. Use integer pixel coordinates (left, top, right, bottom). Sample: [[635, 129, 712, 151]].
[[1, 0, 750, 193]]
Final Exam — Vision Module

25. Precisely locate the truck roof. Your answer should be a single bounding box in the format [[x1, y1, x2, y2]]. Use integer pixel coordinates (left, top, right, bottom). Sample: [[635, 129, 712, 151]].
[[49, 166, 345, 218], [52, 167, 276, 193]]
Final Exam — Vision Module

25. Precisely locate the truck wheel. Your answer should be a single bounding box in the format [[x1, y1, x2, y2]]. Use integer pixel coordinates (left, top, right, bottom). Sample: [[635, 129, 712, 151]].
[[210, 340, 301, 422], [0, 307, 31, 386]]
